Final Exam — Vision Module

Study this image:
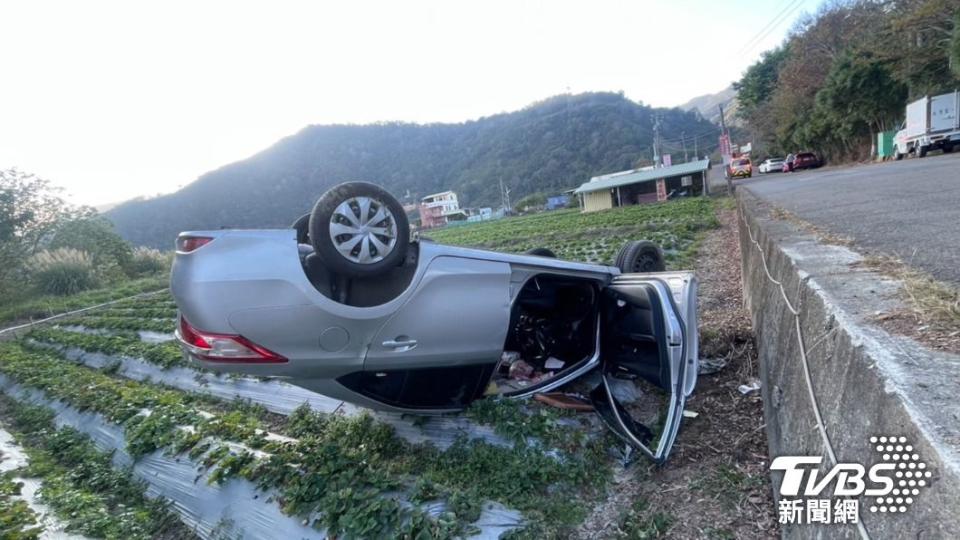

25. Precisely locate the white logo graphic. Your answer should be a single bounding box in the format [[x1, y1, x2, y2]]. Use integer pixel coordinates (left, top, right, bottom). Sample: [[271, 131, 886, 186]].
[[770, 436, 931, 524]]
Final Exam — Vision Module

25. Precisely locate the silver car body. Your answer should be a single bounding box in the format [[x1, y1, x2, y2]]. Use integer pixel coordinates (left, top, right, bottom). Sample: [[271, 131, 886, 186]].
[[172, 228, 699, 461]]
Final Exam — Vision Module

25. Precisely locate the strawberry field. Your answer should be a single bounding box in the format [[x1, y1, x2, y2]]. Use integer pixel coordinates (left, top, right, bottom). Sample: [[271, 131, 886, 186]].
[[0, 198, 729, 539], [0, 290, 620, 539], [427, 198, 718, 268]]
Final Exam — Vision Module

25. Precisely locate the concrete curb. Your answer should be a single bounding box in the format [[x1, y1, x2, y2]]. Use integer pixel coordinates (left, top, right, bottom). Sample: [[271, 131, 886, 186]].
[[737, 188, 960, 539]]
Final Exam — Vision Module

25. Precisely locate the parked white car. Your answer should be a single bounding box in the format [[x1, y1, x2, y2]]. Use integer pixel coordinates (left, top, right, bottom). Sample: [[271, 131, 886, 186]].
[[758, 158, 785, 174]]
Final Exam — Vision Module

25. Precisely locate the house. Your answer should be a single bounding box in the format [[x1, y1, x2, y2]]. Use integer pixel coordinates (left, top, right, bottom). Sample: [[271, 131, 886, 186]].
[[419, 190, 467, 228], [573, 159, 710, 213]]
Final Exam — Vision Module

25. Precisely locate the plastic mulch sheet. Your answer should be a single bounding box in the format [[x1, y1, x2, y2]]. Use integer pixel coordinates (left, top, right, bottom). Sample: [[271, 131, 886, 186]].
[[0, 375, 522, 539]]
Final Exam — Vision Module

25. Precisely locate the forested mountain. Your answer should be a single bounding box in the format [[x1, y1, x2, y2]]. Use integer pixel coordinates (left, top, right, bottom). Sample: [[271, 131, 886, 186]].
[[106, 92, 717, 247], [735, 0, 960, 161], [678, 86, 741, 127]]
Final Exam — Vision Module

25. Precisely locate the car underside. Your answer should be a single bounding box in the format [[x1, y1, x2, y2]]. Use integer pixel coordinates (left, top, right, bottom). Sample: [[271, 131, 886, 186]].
[[171, 182, 699, 462]]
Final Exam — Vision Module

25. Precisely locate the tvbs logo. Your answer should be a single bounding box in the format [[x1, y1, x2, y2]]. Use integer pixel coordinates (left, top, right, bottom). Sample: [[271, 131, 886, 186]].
[[772, 436, 931, 515]]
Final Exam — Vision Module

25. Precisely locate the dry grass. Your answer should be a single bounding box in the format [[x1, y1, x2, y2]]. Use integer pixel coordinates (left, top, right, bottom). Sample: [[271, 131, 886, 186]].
[[575, 202, 777, 539], [860, 255, 960, 352], [768, 206, 854, 246]]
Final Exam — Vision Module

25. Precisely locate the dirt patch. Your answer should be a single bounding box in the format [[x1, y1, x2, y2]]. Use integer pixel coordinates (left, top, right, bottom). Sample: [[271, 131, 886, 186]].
[[575, 202, 777, 539]]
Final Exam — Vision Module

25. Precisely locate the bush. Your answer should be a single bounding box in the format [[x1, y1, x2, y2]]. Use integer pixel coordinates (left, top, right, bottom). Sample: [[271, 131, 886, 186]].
[[28, 248, 99, 296], [128, 247, 170, 277], [49, 216, 134, 276]]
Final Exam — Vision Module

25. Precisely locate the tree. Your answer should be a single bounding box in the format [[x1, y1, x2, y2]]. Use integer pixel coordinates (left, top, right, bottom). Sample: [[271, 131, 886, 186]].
[[735, 0, 959, 160], [734, 45, 791, 115], [49, 215, 134, 278], [514, 192, 547, 211], [802, 52, 907, 158], [0, 169, 75, 298], [951, 12, 960, 78]]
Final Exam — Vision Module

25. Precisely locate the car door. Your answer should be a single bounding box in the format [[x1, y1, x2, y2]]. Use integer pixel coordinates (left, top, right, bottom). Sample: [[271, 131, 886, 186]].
[[591, 274, 697, 463], [355, 255, 513, 410]]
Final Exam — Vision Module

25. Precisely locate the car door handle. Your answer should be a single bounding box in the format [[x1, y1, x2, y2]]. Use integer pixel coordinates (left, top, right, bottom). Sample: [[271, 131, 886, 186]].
[[382, 338, 417, 350]]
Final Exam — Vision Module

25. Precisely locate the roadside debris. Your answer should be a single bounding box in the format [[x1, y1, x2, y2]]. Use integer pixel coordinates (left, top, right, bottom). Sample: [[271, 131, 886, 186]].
[[737, 378, 761, 395], [698, 357, 727, 375], [607, 377, 640, 404], [533, 392, 594, 411]]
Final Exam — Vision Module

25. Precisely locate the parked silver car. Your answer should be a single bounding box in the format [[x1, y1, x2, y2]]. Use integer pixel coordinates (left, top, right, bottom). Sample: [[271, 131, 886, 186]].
[[171, 182, 699, 462]]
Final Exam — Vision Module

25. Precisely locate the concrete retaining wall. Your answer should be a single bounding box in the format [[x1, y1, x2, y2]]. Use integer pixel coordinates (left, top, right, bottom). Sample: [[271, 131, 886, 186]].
[[738, 189, 960, 539]]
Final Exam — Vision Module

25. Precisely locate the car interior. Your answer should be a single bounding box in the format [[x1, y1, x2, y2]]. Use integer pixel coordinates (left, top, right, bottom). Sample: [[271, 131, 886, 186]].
[[492, 274, 599, 394], [599, 283, 672, 392]]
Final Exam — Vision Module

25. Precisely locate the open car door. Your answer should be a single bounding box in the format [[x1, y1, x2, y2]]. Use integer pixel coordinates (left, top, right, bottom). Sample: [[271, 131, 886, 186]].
[[591, 273, 698, 463]]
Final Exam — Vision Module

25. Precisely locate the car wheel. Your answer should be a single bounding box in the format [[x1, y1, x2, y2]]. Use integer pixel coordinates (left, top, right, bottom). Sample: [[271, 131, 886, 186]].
[[309, 182, 409, 277], [894, 151, 904, 161], [944, 143, 954, 154], [616, 240, 665, 274], [919, 145, 928, 158], [526, 247, 557, 258]]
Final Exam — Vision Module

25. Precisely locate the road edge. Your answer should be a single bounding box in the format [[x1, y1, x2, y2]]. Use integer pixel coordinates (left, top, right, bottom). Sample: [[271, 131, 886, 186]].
[[737, 187, 960, 539]]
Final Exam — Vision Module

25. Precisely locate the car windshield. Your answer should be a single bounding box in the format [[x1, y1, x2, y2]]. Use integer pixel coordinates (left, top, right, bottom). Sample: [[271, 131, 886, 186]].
[[734, 159, 750, 166]]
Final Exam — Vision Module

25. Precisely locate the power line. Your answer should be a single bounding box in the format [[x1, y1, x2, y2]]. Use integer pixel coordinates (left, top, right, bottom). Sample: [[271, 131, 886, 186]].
[[737, 0, 805, 56]]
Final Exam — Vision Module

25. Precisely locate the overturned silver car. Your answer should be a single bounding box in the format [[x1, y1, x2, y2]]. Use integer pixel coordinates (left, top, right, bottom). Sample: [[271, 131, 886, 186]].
[[171, 182, 699, 462]]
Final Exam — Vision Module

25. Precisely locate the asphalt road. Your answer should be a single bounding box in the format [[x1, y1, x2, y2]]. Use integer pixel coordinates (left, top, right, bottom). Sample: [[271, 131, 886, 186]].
[[740, 153, 960, 285]]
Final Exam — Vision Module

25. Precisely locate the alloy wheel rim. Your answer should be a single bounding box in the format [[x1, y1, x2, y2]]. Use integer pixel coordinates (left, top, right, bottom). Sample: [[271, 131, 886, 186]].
[[329, 196, 398, 264]]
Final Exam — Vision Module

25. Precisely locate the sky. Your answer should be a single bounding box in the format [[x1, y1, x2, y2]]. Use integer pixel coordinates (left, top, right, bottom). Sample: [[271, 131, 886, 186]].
[[0, 0, 819, 207]]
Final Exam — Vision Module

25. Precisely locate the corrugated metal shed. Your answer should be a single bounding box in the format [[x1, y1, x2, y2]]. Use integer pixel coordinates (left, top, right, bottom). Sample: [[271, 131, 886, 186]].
[[574, 159, 710, 194]]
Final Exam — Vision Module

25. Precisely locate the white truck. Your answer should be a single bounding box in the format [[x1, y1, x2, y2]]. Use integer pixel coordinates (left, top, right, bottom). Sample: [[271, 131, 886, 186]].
[[894, 90, 960, 159]]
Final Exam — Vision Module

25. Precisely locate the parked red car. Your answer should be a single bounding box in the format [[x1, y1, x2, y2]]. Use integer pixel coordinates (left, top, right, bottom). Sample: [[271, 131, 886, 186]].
[[783, 152, 821, 172]]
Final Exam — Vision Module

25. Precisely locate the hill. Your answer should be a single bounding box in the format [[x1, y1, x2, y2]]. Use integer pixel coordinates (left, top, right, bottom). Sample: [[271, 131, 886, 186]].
[[678, 86, 740, 127], [105, 92, 718, 248]]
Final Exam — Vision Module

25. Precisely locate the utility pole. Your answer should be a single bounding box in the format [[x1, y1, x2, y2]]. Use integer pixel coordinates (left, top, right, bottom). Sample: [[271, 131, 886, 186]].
[[499, 176, 512, 213], [681, 131, 688, 162], [718, 104, 733, 195], [694, 133, 699, 159], [652, 114, 662, 168]]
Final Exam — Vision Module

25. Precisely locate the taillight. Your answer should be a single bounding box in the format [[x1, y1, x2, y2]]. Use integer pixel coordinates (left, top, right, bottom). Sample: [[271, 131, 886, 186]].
[[177, 236, 213, 253], [176, 316, 287, 363]]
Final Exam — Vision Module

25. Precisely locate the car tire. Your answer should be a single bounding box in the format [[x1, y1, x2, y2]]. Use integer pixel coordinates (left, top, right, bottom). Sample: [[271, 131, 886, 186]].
[[894, 151, 903, 161], [944, 143, 954, 154], [918, 145, 928, 158], [526, 247, 557, 258], [309, 182, 410, 277], [616, 240, 665, 274]]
